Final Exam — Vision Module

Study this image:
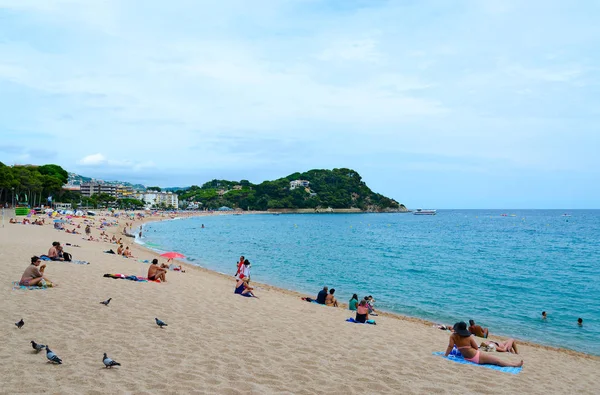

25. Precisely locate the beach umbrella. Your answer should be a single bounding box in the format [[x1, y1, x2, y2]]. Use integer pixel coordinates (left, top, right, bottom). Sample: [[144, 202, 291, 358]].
[[160, 252, 185, 259]]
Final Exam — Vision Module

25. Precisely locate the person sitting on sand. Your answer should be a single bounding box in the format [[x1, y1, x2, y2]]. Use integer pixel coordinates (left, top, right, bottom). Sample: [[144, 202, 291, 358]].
[[480, 339, 519, 354], [325, 288, 338, 307], [364, 296, 378, 316], [20, 256, 55, 287], [355, 299, 370, 323], [148, 258, 167, 282], [111, 235, 117, 243], [48, 242, 64, 261], [234, 277, 256, 297], [349, 294, 359, 311], [445, 322, 523, 367], [117, 244, 124, 255], [316, 286, 328, 304], [9, 217, 17, 224], [468, 319, 489, 338], [123, 246, 133, 258]]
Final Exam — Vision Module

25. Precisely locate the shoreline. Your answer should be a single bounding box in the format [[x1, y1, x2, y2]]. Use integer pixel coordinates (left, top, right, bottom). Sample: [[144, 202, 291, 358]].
[[134, 213, 598, 360]]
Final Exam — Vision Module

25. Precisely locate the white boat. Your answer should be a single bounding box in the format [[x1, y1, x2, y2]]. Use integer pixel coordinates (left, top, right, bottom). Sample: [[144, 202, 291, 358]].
[[413, 209, 436, 215]]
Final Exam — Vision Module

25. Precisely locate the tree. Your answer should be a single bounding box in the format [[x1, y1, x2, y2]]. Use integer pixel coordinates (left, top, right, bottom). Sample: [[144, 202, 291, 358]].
[[147, 186, 161, 192]]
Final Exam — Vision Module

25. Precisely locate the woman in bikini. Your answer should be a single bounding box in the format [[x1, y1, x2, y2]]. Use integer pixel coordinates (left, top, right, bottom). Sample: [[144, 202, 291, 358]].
[[480, 339, 519, 354], [445, 322, 523, 367]]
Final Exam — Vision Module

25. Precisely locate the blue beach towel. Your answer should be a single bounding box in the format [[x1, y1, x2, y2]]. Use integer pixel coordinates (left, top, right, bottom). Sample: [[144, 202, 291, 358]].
[[346, 318, 376, 325], [432, 352, 522, 374], [12, 281, 48, 291]]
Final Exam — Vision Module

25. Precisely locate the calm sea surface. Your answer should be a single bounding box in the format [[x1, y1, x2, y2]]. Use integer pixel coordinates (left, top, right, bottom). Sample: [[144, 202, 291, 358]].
[[140, 210, 600, 355]]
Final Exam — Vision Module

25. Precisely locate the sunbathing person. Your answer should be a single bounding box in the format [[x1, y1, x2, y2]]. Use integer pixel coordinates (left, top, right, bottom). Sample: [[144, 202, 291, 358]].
[[234, 277, 256, 297], [148, 259, 167, 282], [480, 339, 519, 354], [445, 322, 523, 367], [325, 288, 338, 307], [20, 256, 54, 287], [117, 244, 124, 255], [123, 246, 133, 258], [469, 319, 489, 338]]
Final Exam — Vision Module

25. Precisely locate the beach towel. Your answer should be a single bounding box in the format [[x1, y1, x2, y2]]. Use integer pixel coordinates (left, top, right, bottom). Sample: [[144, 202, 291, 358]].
[[103, 273, 159, 283], [346, 318, 376, 325], [12, 281, 49, 290], [71, 259, 90, 265], [432, 352, 522, 374]]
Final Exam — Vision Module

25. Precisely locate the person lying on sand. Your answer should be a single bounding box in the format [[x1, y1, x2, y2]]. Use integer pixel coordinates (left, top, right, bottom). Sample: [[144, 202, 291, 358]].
[[20, 256, 56, 287], [469, 320, 489, 338], [480, 339, 519, 354], [445, 322, 523, 367], [325, 288, 338, 307], [148, 259, 167, 282]]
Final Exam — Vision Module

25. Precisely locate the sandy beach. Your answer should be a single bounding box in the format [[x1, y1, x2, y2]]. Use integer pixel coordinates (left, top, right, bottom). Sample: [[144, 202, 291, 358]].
[[2, 211, 599, 394]]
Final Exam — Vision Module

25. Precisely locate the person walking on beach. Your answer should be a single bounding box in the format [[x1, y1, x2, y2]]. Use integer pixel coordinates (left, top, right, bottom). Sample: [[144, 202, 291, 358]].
[[235, 256, 245, 278], [445, 322, 523, 367]]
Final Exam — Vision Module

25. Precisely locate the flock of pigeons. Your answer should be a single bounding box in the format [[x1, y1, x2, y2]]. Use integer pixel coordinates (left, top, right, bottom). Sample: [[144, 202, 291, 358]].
[[14, 298, 169, 368]]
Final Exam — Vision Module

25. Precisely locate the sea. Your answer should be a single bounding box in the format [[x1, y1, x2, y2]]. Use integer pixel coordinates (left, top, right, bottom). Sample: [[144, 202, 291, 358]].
[[139, 210, 600, 355]]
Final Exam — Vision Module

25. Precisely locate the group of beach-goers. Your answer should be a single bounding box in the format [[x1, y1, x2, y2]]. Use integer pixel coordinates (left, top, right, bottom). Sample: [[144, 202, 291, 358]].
[[445, 321, 524, 367], [233, 255, 256, 297]]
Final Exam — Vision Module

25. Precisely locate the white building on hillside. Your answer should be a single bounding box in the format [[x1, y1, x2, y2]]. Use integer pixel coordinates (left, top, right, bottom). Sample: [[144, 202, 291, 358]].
[[290, 180, 310, 190], [136, 191, 179, 209]]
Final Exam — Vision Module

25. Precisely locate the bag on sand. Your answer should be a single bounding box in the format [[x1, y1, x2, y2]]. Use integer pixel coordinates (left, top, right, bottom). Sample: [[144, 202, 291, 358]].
[[63, 252, 72, 262]]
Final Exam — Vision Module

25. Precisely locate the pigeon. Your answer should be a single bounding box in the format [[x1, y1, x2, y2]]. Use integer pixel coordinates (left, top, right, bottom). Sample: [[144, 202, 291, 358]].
[[155, 318, 167, 328], [100, 298, 112, 306], [15, 319, 24, 329], [46, 347, 62, 364], [103, 353, 121, 368], [31, 340, 46, 352]]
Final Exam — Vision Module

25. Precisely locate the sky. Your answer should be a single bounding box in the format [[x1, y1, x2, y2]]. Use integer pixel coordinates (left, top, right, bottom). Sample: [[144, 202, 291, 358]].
[[0, 0, 599, 209]]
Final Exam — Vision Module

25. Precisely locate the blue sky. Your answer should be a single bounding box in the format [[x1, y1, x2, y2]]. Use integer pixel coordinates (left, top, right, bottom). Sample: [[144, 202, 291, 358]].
[[0, 0, 598, 208]]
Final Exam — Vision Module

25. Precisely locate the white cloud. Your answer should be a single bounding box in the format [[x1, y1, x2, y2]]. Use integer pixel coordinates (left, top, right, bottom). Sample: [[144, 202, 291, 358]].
[[79, 153, 107, 166]]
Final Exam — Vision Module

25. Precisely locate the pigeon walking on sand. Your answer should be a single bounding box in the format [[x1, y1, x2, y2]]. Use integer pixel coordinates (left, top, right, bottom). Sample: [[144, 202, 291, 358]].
[[155, 318, 168, 328], [46, 347, 63, 364], [103, 353, 121, 368], [100, 298, 112, 306], [31, 341, 46, 352], [15, 319, 24, 329]]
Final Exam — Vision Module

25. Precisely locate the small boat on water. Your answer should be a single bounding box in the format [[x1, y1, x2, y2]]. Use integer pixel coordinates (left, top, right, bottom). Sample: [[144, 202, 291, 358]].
[[562, 214, 571, 217], [413, 209, 436, 215]]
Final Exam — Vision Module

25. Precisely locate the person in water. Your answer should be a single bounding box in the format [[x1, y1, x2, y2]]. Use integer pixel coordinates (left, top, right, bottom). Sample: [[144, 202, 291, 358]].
[[542, 311, 547, 320], [355, 299, 370, 323], [316, 286, 328, 304], [445, 322, 523, 367], [468, 319, 489, 338], [325, 288, 338, 307], [349, 294, 359, 311], [480, 339, 519, 354], [578, 318, 583, 326]]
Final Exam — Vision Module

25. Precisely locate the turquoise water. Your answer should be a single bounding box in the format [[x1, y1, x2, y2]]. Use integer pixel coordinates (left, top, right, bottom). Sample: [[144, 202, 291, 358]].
[[141, 210, 600, 355]]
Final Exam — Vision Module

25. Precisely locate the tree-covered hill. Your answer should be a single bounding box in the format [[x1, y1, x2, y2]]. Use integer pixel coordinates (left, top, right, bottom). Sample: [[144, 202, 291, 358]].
[[178, 168, 403, 212]]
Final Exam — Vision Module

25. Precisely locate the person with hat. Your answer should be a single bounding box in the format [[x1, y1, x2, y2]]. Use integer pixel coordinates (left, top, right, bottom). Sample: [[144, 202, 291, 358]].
[[444, 322, 523, 367]]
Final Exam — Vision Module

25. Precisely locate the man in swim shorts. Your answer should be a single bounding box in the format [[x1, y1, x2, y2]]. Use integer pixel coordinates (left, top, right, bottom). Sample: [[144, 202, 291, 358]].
[[468, 319, 489, 338], [148, 259, 167, 282]]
